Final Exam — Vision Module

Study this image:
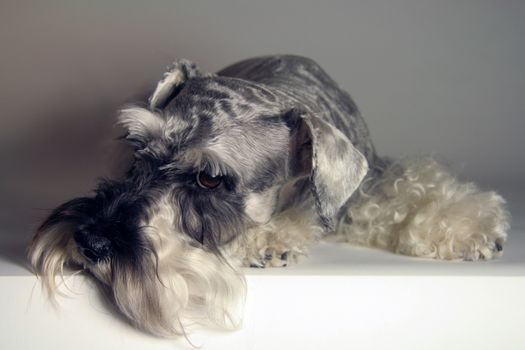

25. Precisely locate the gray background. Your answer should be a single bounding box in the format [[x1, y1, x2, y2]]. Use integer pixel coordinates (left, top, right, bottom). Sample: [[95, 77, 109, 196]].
[[1, 0, 524, 269]]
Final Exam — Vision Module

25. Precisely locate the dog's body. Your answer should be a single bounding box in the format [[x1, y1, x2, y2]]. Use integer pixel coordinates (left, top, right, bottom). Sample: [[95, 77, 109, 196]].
[[29, 55, 509, 336]]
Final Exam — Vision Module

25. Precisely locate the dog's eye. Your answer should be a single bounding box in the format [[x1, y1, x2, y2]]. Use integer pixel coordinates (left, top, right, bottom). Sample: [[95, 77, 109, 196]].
[[196, 172, 223, 189]]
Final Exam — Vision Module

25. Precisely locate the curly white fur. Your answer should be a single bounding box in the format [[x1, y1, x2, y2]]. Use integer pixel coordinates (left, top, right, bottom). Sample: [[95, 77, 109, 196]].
[[338, 157, 510, 260]]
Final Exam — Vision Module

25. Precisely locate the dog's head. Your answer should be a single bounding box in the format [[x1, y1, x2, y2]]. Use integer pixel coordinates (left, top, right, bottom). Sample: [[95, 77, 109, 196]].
[[28, 59, 368, 336]]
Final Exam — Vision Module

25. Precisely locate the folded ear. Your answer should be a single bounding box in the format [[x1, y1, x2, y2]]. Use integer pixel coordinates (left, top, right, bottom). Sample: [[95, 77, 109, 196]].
[[285, 109, 369, 230], [149, 59, 214, 110]]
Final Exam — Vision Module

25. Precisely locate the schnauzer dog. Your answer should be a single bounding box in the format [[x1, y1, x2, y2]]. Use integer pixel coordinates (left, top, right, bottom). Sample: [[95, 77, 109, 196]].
[[28, 55, 509, 336]]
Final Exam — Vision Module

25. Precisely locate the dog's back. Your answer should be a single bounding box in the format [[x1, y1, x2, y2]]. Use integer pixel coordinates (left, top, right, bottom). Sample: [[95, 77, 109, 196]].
[[218, 55, 381, 170]]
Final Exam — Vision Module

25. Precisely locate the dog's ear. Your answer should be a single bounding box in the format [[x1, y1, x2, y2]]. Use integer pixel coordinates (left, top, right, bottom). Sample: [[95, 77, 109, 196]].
[[117, 107, 166, 150], [284, 108, 369, 230], [149, 59, 214, 110]]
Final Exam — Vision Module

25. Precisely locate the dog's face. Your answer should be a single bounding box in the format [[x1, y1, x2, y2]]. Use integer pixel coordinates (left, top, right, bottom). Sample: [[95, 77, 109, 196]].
[[28, 59, 368, 336]]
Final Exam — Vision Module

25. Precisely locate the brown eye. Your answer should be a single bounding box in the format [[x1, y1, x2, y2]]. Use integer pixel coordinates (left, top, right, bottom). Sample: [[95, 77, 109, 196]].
[[196, 172, 222, 189]]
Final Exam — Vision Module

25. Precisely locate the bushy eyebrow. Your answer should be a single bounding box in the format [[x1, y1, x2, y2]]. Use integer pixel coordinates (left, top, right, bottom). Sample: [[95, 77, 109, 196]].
[[159, 149, 239, 179]]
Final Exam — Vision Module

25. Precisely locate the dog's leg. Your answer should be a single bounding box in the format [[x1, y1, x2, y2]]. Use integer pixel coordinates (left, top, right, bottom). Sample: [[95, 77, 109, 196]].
[[227, 208, 323, 268], [338, 157, 509, 261]]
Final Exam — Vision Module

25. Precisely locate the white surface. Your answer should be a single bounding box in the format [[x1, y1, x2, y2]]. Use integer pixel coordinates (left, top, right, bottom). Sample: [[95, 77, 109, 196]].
[[3, 275, 525, 350], [2, 227, 524, 350]]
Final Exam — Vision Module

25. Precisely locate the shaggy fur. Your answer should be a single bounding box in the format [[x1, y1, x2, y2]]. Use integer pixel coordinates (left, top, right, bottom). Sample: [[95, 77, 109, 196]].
[[340, 157, 509, 260], [28, 55, 510, 337]]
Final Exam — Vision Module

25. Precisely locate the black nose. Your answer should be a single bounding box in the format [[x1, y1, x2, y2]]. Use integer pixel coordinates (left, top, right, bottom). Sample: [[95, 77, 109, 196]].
[[74, 230, 112, 264]]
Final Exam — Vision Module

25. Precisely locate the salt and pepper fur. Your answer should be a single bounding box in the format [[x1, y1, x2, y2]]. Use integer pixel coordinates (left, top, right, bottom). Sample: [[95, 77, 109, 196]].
[[28, 55, 509, 336]]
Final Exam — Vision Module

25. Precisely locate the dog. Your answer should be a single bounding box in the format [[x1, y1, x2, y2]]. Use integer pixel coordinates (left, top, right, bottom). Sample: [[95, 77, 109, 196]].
[[28, 55, 510, 336]]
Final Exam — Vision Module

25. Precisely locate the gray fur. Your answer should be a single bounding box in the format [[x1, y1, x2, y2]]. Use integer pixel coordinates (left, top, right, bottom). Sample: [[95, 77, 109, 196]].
[[154, 55, 376, 228]]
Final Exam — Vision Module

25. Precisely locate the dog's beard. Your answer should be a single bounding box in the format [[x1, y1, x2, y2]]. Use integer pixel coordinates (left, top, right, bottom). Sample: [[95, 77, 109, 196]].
[[28, 221, 81, 298], [28, 195, 246, 336]]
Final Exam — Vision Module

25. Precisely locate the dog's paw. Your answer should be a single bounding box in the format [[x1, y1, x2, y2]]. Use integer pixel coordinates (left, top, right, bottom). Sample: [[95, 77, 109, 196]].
[[436, 190, 509, 261], [248, 247, 301, 268], [395, 190, 510, 261], [396, 212, 509, 261], [457, 235, 507, 261]]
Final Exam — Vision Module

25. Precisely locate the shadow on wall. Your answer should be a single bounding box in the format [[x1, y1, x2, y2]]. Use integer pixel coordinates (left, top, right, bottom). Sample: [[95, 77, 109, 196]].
[[0, 96, 141, 271]]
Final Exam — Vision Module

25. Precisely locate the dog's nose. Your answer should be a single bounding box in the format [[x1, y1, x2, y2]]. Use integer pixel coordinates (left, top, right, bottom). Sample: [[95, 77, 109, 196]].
[[74, 230, 112, 264]]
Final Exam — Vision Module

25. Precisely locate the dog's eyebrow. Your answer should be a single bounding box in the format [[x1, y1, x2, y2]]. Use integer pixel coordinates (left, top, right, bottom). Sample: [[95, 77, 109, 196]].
[[160, 150, 239, 179], [197, 154, 239, 179]]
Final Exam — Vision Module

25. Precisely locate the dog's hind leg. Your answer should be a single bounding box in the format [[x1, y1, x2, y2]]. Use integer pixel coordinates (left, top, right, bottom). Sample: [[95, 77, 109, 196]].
[[337, 157, 510, 261]]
